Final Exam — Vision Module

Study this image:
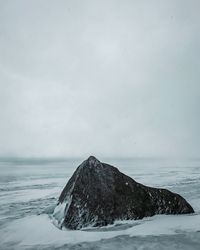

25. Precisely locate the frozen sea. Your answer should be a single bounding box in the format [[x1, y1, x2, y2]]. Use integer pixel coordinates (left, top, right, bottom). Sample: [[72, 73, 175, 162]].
[[0, 157, 200, 250]]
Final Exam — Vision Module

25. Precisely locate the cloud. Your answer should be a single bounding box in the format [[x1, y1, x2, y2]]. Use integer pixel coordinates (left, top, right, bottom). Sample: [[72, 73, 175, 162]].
[[0, 0, 199, 158]]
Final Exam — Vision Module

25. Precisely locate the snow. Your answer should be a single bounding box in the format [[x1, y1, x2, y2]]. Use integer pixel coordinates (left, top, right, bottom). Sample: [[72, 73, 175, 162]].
[[1, 213, 200, 248]]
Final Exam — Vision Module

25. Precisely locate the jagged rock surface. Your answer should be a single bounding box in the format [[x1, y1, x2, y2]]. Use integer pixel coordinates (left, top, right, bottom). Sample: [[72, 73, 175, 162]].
[[53, 156, 194, 230]]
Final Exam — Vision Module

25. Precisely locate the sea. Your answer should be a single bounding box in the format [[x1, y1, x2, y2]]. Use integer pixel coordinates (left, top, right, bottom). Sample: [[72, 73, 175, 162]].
[[0, 157, 200, 250]]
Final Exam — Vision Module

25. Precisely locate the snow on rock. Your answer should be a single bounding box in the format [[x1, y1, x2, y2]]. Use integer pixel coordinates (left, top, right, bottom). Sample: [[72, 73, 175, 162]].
[[52, 195, 72, 228]]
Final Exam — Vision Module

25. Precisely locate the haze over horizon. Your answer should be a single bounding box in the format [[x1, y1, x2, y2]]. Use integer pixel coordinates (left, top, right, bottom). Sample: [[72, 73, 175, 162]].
[[0, 0, 199, 159]]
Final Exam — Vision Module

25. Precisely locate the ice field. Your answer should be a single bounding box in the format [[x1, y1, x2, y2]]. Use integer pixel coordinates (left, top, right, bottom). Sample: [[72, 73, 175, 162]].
[[0, 158, 200, 250]]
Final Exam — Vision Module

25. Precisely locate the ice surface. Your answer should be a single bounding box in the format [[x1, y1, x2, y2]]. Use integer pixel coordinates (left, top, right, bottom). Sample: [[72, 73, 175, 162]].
[[0, 158, 200, 250], [0, 187, 60, 204]]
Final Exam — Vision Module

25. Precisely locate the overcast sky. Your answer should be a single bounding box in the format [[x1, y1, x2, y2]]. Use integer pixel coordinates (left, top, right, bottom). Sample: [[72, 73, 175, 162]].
[[0, 0, 199, 158]]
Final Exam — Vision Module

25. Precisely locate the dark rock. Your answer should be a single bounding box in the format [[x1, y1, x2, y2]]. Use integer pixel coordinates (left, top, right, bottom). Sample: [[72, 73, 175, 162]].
[[53, 156, 194, 230]]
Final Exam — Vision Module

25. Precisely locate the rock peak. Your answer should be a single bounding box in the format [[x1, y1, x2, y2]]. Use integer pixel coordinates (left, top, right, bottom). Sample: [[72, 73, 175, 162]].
[[86, 155, 100, 164], [79, 156, 101, 170]]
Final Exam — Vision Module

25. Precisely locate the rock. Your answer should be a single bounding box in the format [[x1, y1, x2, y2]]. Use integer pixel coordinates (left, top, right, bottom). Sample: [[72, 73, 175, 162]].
[[53, 156, 194, 230]]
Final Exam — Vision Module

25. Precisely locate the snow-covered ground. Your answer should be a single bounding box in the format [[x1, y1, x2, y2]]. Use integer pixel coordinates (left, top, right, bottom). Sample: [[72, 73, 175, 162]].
[[0, 158, 200, 250]]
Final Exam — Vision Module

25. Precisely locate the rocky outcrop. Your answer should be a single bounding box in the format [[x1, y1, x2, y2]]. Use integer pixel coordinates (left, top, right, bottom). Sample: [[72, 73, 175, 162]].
[[53, 156, 194, 230]]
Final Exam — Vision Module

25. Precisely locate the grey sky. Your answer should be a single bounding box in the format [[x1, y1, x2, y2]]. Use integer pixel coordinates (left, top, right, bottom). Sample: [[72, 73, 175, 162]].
[[0, 0, 199, 158]]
